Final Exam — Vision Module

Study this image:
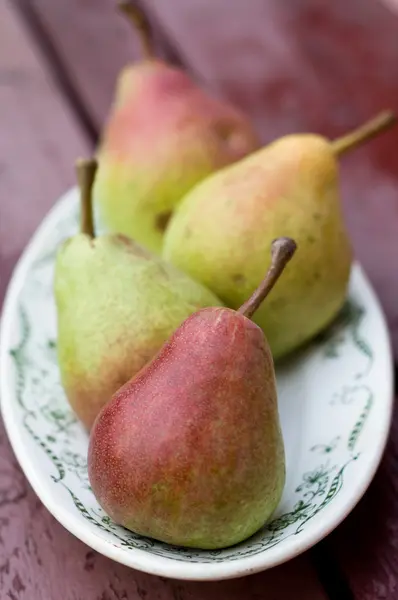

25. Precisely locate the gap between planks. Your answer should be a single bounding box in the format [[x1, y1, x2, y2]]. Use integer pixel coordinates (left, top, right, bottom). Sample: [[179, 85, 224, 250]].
[[12, 0, 195, 139]]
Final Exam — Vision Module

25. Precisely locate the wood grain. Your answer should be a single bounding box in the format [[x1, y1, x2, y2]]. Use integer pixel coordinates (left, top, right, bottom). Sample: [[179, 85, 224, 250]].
[[328, 397, 398, 600], [0, 1, 328, 598], [381, 0, 398, 14], [15, 0, 170, 132], [139, 0, 398, 359], [0, 422, 328, 600], [0, 0, 89, 304]]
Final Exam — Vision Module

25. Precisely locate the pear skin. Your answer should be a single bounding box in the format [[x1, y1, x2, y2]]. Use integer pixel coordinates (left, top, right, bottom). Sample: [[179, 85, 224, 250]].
[[163, 111, 396, 359], [93, 4, 260, 253], [88, 240, 296, 549], [55, 160, 222, 430], [163, 134, 351, 359]]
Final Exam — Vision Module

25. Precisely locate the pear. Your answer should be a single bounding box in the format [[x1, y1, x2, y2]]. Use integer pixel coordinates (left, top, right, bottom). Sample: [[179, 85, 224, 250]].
[[88, 238, 296, 549], [93, 2, 260, 254], [163, 111, 396, 359], [54, 158, 222, 430]]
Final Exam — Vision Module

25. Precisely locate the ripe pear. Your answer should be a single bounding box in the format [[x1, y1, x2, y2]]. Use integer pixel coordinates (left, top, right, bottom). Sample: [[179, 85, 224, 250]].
[[93, 2, 260, 254], [163, 111, 396, 360], [88, 238, 296, 549], [54, 159, 222, 430]]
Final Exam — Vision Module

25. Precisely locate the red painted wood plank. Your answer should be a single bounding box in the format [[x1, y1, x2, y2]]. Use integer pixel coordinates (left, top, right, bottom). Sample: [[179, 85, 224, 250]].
[[0, 3, 327, 598], [381, 0, 398, 13], [140, 0, 398, 359], [17, 0, 168, 131], [0, 1, 90, 304], [328, 398, 398, 600]]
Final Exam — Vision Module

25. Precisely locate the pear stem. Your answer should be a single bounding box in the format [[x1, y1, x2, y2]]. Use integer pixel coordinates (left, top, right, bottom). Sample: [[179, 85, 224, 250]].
[[118, 1, 154, 59], [238, 237, 297, 320], [331, 110, 396, 156], [76, 158, 97, 238]]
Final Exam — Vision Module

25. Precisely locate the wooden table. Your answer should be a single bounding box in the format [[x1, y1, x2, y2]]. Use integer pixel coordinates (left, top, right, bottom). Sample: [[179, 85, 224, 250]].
[[1, 0, 397, 597]]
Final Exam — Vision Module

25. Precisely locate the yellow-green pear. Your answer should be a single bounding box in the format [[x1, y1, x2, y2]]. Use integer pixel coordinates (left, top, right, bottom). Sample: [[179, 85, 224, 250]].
[[163, 111, 396, 359], [54, 159, 222, 430], [93, 3, 260, 254]]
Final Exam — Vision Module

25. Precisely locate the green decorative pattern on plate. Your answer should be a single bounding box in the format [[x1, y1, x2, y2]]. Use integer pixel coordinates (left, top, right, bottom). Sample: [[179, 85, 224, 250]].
[[0, 189, 393, 578], [8, 302, 363, 562], [320, 301, 374, 377]]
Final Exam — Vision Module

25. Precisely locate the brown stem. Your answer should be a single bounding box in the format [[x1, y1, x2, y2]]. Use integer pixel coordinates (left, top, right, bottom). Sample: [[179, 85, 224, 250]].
[[76, 158, 98, 238], [239, 237, 297, 320], [118, 1, 154, 59], [331, 110, 396, 156]]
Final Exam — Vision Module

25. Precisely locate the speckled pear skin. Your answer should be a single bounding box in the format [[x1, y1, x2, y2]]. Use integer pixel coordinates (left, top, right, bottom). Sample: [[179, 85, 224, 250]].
[[163, 134, 353, 359], [54, 234, 222, 430], [93, 60, 260, 253], [88, 306, 285, 549]]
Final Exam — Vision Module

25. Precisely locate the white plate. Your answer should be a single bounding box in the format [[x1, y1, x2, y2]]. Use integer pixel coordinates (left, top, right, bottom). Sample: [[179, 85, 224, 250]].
[[0, 188, 394, 581]]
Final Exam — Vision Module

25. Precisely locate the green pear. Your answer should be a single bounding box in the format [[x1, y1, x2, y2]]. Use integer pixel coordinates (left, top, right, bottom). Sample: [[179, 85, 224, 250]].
[[93, 2, 260, 254], [54, 159, 222, 430], [163, 111, 396, 359], [88, 239, 296, 549]]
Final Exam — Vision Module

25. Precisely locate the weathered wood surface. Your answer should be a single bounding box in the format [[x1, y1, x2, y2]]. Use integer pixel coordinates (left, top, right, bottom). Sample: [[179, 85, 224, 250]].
[[0, 1, 89, 305], [382, 0, 398, 13], [15, 0, 172, 133], [329, 397, 398, 600], [0, 1, 329, 598], [139, 0, 398, 360]]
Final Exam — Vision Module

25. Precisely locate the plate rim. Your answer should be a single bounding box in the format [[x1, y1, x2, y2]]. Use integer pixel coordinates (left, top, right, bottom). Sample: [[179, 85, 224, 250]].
[[0, 187, 395, 581]]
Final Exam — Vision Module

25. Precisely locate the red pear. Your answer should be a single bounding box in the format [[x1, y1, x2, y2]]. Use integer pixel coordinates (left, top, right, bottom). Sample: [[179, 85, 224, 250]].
[[88, 238, 296, 549]]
